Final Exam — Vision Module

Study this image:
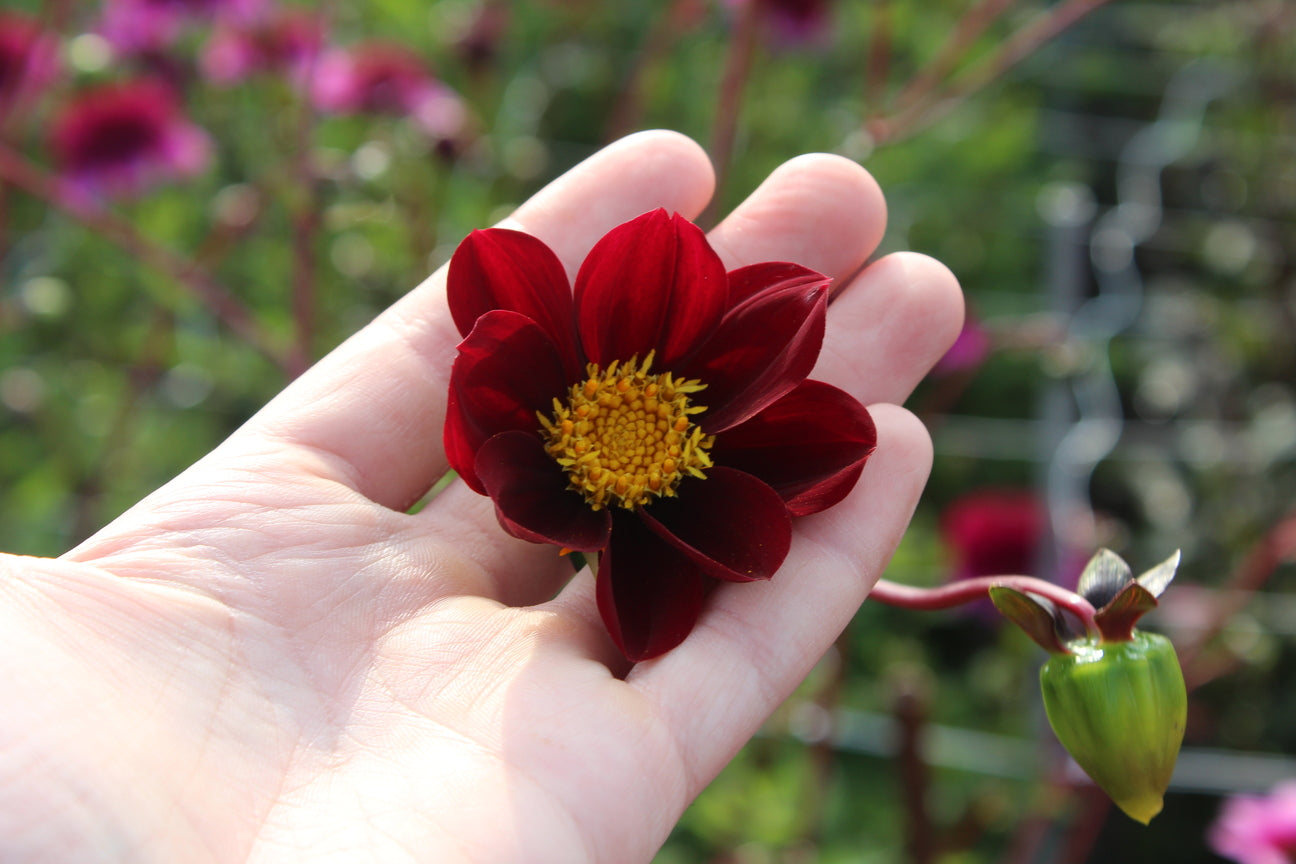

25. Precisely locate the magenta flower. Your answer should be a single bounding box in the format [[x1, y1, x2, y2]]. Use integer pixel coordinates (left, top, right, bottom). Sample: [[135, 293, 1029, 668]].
[[50, 79, 211, 200], [942, 490, 1044, 582], [311, 41, 467, 142], [0, 12, 60, 118], [200, 8, 325, 86], [1210, 782, 1296, 864], [725, 0, 834, 45], [935, 314, 991, 374], [100, 0, 268, 52], [445, 210, 877, 660]]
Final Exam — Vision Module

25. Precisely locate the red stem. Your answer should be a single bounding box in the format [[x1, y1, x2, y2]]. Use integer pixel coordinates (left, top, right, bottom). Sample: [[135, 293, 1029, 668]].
[[871, 0, 1116, 144], [704, 0, 760, 227], [886, 0, 1015, 116], [870, 574, 1099, 636], [864, 0, 894, 109], [603, 0, 700, 143], [288, 109, 320, 379]]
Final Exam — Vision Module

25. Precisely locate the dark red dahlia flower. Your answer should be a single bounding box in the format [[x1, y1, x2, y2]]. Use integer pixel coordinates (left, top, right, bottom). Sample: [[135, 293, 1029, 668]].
[[444, 209, 877, 660], [941, 490, 1043, 582], [50, 79, 210, 200]]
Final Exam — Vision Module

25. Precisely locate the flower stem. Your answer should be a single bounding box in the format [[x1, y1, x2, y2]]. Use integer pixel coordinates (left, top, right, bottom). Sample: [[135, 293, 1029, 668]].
[[704, 0, 760, 227], [870, 574, 1099, 636], [869, 0, 1116, 144]]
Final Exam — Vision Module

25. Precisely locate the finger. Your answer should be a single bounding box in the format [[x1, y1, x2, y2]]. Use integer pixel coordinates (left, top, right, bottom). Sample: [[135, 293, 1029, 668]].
[[706, 153, 887, 282], [814, 251, 965, 405], [240, 131, 716, 512], [627, 403, 931, 794]]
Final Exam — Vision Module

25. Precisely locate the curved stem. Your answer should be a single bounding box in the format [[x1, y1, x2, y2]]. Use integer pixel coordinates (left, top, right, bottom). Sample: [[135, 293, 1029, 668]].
[[871, 574, 1099, 637]]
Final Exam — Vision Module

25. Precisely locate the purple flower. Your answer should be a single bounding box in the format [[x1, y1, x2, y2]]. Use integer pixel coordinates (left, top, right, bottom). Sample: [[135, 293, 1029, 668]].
[[0, 12, 60, 119], [51, 79, 211, 200], [724, 0, 834, 46], [200, 8, 325, 86], [935, 314, 992, 374], [311, 41, 467, 142], [1210, 782, 1296, 864], [100, 0, 268, 53]]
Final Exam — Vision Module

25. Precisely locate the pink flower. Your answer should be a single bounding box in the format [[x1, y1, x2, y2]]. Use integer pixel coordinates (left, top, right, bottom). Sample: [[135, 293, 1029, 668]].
[[200, 8, 325, 86], [935, 314, 991, 374], [0, 12, 60, 118], [1210, 782, 1296, 864], [50, 79, 211, 200], [100, 0, 267, 53], [724, 0, 834, 46], [311, 41, 467, 142], [941, 490, 1044, 582]]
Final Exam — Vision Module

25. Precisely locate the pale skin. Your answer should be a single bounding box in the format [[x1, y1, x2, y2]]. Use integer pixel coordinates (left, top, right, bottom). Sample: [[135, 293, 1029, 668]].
[[0, 131, 963, 863]]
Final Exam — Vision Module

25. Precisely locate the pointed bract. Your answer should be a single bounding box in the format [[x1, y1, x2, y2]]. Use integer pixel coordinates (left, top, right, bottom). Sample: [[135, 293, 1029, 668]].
[[989, 586, 1071, 654]]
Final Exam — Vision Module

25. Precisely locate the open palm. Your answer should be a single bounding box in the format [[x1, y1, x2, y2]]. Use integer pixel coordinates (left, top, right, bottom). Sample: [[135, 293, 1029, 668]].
[[0, 131, 961, 863]]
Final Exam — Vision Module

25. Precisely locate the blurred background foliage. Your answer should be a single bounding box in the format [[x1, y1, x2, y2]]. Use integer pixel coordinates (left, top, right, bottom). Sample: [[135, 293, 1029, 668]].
[[1, 0, 1293, 861]]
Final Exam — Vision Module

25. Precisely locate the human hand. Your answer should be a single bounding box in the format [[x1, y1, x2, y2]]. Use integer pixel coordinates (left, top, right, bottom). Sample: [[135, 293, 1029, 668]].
[[0, 131, 961, 863]]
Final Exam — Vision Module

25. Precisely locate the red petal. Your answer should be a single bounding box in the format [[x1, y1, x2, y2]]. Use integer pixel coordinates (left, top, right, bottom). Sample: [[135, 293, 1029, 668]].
[[726, 261, 828, 307], [639, 467, 791, 582], [598, 511, 707, 661], [574, 209, 728, 368], [447, 228, 582, 377], [444, 310, 569, 493], [712, 380, 876, 516], [683, 276, 828, 433], [475, 431, 611, 552]]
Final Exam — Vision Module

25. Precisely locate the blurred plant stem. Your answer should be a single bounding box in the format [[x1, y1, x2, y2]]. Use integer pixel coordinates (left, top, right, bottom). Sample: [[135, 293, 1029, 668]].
[[704, 0, 761, 227], [289, 92, 322, 378], [69, 310, 175, 544], [868, 0, 1117, 144], [393, 154, 450, 284], [864, 0, 893, 110], [0, 142, 290, 375], [604, 0, 705, 143], [1180, 509, 1296, 690], [284, 1, 333, 378], [886, 0, 1016, 119], [893, 675, 935, 864]]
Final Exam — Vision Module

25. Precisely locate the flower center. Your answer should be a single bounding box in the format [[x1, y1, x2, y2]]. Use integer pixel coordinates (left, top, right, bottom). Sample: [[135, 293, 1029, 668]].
[[539, 352, 714, 511]]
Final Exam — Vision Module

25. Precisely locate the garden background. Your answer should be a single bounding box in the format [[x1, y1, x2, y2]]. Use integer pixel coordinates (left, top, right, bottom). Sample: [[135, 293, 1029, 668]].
[[1, 0, 1293, 861]]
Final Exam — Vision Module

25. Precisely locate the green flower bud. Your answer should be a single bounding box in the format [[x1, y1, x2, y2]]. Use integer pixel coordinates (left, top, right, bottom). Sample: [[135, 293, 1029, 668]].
[[1039, 630, 1186, 824]]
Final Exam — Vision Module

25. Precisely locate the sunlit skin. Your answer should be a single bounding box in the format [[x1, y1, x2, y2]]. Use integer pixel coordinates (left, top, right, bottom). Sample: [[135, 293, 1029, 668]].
[[0, 131, 963, 862]]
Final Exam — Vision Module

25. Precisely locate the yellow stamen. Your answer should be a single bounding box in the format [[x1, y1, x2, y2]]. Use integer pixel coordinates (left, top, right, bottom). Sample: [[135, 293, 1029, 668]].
[[538, 351, 714, 511]]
